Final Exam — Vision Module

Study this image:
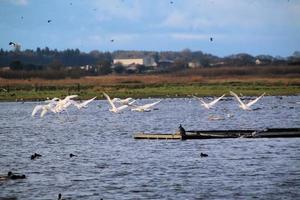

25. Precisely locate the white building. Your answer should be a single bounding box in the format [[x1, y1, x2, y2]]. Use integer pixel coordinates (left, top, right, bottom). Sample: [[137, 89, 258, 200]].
[[113, 57, 157, 67]]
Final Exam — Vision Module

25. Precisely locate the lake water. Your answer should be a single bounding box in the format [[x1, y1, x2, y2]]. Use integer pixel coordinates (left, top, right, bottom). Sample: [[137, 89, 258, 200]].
[[0, 96, 300, 200]]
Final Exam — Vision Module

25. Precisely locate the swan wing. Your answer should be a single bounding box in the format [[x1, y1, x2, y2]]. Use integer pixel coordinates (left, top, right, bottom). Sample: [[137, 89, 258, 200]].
[[31, 105, 43, 116], [208, 94, 225, 106], [103, 92, 117, 110], [142, 100, 161, 109], [64, 95, 78, 101], [117, 105, 128, 111], [40, 107, 48, 117], [230, 91, 246, 107], [246, 93, 265, 107], [77, 96, 97, 109]]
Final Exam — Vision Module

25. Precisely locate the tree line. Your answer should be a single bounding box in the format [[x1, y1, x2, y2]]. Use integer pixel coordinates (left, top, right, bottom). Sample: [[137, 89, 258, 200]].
[[0, 47, 299, 79]]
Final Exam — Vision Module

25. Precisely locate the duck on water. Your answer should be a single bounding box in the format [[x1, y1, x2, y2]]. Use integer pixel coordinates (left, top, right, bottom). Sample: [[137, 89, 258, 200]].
[[0, 171, 26, 181]]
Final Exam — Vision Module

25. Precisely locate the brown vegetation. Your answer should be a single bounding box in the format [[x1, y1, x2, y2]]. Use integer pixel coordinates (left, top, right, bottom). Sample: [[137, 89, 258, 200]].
[[0, 65, 299, 87]]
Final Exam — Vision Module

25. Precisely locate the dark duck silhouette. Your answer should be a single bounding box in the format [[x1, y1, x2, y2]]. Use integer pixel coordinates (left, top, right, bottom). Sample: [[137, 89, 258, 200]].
[[200, 153, 208, 157], [31, 153, 42, 160], [69, 153, 77, 158]]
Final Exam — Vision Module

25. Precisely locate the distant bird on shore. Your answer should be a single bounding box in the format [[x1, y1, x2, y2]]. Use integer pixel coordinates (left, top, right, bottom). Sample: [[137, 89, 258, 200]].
[[194, 94, 225, 109], [230, 91, 265, 111]]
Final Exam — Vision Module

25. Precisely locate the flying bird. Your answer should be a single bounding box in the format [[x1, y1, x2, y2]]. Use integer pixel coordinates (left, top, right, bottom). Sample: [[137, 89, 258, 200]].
[[47, 20, 52, 23], [210, 37, 213, 42], [103, 92, 130, 113], [131, 100, 161, 112], [112, 97, 134, 105], [110, 39, 114, 42], [9, 42, 16, 46], [71, 96, 97, 109], [195, 94, 225, 109], [230, 91, 265, 111]]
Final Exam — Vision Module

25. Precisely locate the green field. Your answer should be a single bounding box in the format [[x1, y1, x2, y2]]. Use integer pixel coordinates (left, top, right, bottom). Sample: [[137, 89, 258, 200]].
[[1, 82, 299, 101]]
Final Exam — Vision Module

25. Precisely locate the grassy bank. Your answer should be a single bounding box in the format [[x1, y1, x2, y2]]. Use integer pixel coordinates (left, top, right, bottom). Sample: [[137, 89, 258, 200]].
[[0, 74, 300, 101]]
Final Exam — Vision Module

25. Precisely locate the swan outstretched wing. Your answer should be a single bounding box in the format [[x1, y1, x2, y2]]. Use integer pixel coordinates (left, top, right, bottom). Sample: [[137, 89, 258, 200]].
[[31, 105, 43, 116], [103, 92, 117, 110], [208, 94, 225, 106], [230, 91, 246, 107], [246, 93, 265, 107], [76, 96, 97, 109], [141, 100, 161, 109]]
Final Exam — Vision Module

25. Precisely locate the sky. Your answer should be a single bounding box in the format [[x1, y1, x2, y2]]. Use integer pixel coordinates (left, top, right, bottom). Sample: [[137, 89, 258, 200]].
[[0, 0, 300, 57]]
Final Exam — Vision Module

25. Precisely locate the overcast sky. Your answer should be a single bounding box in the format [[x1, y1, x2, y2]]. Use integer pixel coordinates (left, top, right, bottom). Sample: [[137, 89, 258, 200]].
[[1, 0, 299, 56]]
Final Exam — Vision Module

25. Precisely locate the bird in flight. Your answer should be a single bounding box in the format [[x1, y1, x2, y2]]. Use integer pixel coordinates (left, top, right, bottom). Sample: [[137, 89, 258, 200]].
[[195, 94, 225, 109], [47, 20, 52, 23], [131, 100, 161, 112], [103, 92, 131, 113], [230, 91, 265, 111], [210, 37, 213, 42], [9, 42, 16, 46]]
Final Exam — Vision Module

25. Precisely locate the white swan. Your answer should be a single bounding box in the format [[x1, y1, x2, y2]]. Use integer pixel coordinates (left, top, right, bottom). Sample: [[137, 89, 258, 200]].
[[195, 94, 225, 109], [103, 92, 130, 113], [52, 95, 78, 113], [131, 100, 161, 112], [112, 97, 134, 105], [32, 97, 61, 117], [230, 91, 265, 110], [71, 96, 97, 109]]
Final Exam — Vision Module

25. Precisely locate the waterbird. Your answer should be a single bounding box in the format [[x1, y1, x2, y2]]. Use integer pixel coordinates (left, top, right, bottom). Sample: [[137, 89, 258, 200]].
[[112, 97, 134, 105], [200, 153, 208, 157], [7, 171, 26, 179], [103, 92, 130, 113], [58, 193, 65, 200], [69, 153, 76, 158], [71, 96, 97, 109], [230, 91, 265, 111], [131, 100, 161, 112], [194, 94, 225, 109], [52, 95, 78, 113], [30, 153, 42, 160]]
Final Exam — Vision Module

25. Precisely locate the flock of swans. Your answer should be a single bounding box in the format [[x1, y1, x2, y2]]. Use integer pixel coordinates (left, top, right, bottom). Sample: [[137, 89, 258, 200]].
[[31, 91, 265, 118]]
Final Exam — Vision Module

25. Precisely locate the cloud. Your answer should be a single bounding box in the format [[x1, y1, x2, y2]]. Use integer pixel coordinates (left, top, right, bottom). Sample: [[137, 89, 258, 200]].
[[6, 0, 28, 5], [91, 0, 142, 22], [170, 33, 211, 40]]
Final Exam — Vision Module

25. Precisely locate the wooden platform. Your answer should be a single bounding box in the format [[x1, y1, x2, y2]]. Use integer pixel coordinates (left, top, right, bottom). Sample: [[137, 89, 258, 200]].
[[134, 128, 300, 140]]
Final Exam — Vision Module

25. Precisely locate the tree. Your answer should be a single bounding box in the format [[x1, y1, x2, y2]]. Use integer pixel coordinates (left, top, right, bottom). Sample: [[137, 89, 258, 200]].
[[98, 60, 112, 75], [10, 60, 23, 70], [113, 63, 125, 74]]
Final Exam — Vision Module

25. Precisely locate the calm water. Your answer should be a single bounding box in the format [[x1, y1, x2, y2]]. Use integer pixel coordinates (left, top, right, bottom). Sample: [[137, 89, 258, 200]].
[[0, 96, 300, 200]]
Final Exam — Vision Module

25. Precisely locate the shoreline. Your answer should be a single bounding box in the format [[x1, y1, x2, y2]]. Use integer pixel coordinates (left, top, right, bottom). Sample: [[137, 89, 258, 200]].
[[1, 75, 300, 101]]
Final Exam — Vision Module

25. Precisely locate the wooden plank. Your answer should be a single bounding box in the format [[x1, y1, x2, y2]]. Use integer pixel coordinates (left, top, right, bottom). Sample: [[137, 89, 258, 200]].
[[134, 133, 182, 140]]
